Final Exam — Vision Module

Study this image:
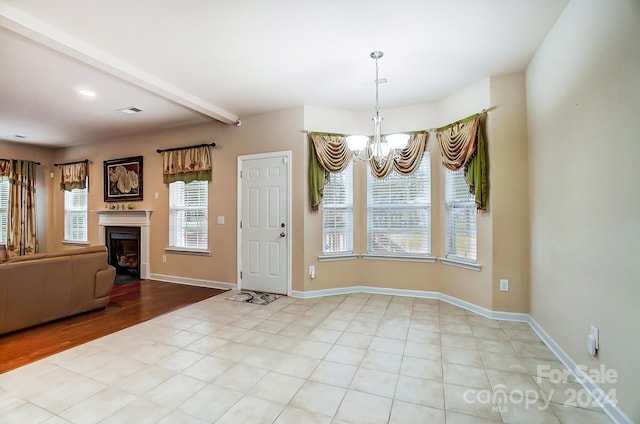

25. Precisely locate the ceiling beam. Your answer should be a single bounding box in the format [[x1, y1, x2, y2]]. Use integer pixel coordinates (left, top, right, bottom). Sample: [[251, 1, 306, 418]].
[[0, 3, 238, 125]]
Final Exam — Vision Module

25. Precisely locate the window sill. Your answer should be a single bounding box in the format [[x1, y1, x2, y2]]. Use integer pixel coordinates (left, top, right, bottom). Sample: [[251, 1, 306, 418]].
[[164, 247, 211, 257], [62, 240, 90, 246], [361, 254, 436, 263], [318, 254, 359, 262], [439, 257, 482, 271]]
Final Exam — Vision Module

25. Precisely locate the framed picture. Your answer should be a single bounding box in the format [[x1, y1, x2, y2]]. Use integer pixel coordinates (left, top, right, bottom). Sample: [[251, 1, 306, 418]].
[[104, 156, 143, 202]]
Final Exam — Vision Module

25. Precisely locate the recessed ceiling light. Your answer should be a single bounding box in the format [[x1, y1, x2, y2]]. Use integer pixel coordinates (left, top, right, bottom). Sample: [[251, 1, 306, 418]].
[[8, 134, 28, 139], [118, 107, 143, 114], [78, 89, 97, 97]]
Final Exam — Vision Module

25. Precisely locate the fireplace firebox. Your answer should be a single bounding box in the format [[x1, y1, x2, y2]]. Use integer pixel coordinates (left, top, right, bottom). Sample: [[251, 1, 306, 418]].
[[105, 226, 141, 279]]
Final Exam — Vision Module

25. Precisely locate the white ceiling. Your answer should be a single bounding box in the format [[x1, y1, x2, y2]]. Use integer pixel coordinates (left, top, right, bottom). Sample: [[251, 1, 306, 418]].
[[0, 0, 568, 147]]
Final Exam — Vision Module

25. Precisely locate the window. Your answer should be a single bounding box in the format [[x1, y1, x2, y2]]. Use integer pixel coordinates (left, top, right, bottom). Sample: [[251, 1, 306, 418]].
[[0, 180, 8, 244], [322, 162, 353, 254], [445, 168, 477, 261], [64, 186, 88, 242], [367, 153, 431, 255], [169, 180, 208, 249]]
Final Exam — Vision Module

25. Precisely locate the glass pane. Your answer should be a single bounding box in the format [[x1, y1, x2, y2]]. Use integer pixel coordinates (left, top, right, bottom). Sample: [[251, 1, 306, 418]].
[[367, 153, 431, 255]]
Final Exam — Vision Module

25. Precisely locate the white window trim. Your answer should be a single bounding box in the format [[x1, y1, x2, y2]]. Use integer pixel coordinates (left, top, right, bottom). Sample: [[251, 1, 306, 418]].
[[322, 162, 354, 255], [362, 253, 436, 263], [445, 167, 477, 262], [62, 240, 90, 246], [63, 186, 88, 244], [164, 246, 211, 256], [317, 253, 359, 262], [439, 257, 482, 271], [169, 180, 209, 251]]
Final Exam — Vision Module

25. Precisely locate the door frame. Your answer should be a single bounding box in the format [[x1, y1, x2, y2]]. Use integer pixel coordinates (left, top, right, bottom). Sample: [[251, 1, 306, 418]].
[[237, 151, 292, 296]]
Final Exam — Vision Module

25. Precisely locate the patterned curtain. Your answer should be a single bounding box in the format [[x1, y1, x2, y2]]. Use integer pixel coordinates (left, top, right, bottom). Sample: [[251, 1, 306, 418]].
[[162, 146, 212, 184], [6, 160, 38, 257], [309, 133, 351, 212], [60, 161, 88, 191], [369, 132, 428, 178], [309, 131, 428, 210], [0, 159, 9, 176], [436, 113, 488, 211]]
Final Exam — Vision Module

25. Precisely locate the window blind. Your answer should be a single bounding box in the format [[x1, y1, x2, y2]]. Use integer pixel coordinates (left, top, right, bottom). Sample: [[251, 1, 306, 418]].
[[169, 180, 208, 249], [64, 187, 88, 242], [446, 168, 477, 261], [0, 180, 8, 243], [322, 162, 353, 253], [367, 153, 431, 255]]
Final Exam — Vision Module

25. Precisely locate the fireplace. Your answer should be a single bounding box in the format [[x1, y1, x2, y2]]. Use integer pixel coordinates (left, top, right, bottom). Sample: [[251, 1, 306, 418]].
[[106, 226, 140, 279], [94, 209, 153, 280]]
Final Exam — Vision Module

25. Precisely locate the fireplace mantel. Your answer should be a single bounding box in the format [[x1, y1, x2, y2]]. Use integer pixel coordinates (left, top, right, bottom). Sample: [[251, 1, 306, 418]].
[[93, 209, 153, 279]]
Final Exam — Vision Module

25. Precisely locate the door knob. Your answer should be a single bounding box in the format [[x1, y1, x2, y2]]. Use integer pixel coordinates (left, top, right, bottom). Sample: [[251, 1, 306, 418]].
[[280, 232, 286, 238]]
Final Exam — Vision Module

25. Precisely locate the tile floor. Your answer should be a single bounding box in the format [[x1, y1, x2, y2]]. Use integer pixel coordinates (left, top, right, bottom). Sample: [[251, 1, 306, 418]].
[[0, 291, 613, 423]]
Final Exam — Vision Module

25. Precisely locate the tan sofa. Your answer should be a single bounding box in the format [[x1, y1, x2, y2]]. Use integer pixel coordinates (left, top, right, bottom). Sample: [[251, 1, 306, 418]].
[[0, 245, 115, 335]]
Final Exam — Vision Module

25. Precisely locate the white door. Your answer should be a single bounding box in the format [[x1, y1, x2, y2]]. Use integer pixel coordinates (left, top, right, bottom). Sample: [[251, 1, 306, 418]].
[[239, 153, 290, 295]]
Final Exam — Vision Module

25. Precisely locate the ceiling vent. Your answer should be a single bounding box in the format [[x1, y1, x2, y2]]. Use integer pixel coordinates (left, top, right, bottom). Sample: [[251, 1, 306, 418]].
[[118, 107, 143, 114]]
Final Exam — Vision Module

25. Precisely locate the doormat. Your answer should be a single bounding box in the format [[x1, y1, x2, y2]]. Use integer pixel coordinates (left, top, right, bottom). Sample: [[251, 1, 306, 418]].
[[226, 291, 282, 305]]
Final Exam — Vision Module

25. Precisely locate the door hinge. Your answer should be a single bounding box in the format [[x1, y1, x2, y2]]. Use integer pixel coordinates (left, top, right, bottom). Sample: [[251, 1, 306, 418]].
[[240, 271, 242, 279], [240, 220, 242, 229], [240, 170, 242, 178]]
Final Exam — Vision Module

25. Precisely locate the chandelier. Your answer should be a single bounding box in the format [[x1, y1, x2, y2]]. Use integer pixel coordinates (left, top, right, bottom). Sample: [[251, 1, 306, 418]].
[[346, 51, 409, 163]]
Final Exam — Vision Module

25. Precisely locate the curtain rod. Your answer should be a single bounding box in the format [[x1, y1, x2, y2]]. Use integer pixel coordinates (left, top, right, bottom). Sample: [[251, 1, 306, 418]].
[[156, 142, 216, 154], [53, 159, 89, 167], [0, 158, 41, 165]]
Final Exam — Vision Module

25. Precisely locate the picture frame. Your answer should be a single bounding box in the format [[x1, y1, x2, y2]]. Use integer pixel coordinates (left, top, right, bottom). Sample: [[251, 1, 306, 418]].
[[104, 156, 143, 202]]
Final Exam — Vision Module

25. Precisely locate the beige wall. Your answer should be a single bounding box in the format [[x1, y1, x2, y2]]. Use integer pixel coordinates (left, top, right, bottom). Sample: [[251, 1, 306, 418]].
[[488, 74, 530, 313], [49, 107, 306, 288], [301, 76, 530, 313], [527, 0, 639, 420], [4, 75, 532, 316]]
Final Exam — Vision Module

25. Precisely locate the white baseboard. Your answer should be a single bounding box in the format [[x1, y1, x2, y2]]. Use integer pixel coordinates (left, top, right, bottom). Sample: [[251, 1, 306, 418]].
[[291, 285, 529, 322], [292, 285, 630, 424], [528, 317, 632, 424], [148, 273, 237, 291]]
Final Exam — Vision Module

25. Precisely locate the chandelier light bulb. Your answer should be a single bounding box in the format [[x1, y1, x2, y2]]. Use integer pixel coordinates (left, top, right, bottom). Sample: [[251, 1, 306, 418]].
[[386, 133, 410, 150], [346, 135, 369, 151]]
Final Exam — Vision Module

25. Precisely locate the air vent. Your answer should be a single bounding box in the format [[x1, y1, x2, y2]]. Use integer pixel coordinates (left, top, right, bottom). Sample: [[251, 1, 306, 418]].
[[118, 107, 143, 114]]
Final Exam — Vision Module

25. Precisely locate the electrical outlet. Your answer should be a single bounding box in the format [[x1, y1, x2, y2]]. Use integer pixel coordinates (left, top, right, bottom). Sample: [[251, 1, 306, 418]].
[[499, 279, 509, 291], [217, 216, 225, 224], [309, 266, 316, 279], [162, 255, 167, 263], [589, 325, 599, 354]]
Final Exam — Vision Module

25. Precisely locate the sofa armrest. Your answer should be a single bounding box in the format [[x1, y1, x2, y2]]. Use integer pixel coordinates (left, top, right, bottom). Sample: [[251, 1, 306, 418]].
[[95, 265, 116, 299]]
